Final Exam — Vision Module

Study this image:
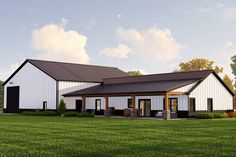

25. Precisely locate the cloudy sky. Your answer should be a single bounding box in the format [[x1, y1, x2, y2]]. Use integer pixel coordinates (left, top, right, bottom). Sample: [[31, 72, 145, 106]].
[[1, 0, 236, 81]]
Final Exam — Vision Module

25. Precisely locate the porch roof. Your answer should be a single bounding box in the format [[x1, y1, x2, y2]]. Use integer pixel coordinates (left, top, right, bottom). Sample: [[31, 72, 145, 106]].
[[63, 79, 199, 96]]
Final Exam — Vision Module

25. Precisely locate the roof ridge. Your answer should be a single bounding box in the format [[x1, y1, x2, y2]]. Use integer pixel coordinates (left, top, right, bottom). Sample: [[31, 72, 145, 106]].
[[104, 69, 214, 80], [27, 59, 120, 69]]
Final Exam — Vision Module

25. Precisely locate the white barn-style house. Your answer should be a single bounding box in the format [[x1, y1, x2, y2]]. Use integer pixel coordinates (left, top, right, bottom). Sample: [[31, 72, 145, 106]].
[[3, 59, 235, 119]]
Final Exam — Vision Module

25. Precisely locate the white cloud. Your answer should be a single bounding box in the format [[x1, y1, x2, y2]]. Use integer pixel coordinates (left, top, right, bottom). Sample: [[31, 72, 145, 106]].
[[100, 44, 132, 59], [32, 21, 89, 64], [0, 63, 19, 81], [117, 14, 123, 19], [112, 26, 182, 62], [225, 41, 233, 48], [60, 18, 69, 27]]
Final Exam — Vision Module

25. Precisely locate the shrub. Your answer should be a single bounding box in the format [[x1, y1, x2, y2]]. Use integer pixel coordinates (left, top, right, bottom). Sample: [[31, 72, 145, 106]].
[[21, 111, 58, 116], [77, 112, 94, 117], [63, 111, 79, 117], [196, 113, 214, 119], [213, 113, 224, 118], [226, 112, 236, 118], [58, 99, 67, 115]]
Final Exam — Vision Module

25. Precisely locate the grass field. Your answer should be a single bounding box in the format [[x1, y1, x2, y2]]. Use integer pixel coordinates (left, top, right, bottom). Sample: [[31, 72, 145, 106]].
[[0, 115, 235, 157]]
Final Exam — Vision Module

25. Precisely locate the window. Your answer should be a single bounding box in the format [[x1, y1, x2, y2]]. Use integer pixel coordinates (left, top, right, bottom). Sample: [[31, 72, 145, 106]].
[[43, 101, 47, 111], [163, 98, 178, 112], [127, 99, 132, 108], [189, 98, 196, 112], [95, 99, 101, 111], [207, 98, 213, 112]]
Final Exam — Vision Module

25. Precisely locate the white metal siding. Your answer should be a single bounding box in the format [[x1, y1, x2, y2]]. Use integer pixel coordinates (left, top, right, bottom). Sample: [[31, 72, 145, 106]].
[[171, 82, 197, 92], [63, 96, 82, 109], [4, 62, 57, 109], [109, 96, 132, 109], [190, 74, 233, 111], [59, 81, 99, 103], [86, 97, 105, 109]]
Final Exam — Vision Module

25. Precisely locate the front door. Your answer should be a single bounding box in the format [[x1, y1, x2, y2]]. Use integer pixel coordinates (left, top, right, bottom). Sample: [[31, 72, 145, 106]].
[[139, 99, 151, 117], [6, 86, 20, 113], [76, 100, 82, 113]]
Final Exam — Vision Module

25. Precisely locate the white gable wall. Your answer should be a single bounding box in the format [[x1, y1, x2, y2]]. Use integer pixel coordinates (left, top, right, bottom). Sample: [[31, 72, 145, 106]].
[[4, 62, 57, 109], [190, 73, 233, 111], [171, 82, 197, 92]]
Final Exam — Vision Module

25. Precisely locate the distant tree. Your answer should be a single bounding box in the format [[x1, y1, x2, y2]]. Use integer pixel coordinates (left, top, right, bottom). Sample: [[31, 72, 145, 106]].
[[179, 58, 223, 74], [58, 99, 67, 115], [128, 70, 143, 76], [223, 75, 235, 92], [0, 81, 3, 109], [230, 55, 236, 86]]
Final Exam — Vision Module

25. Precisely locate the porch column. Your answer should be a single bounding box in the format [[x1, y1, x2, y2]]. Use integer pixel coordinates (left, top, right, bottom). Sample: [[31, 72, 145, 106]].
[[131, 95, 137, 117], [104, 96, 110, 117], [82, 96, 86, 112], [163, 92, 171, 120]]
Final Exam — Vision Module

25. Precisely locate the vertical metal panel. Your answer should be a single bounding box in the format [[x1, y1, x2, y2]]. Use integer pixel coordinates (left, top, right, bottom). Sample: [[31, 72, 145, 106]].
[[4, 62, 57, 109], [86, 97, 105, 109], [171, 82, 197, 92], [190, 74, 233, 111], [59, 81, 99, 102], [108, 96, 132, 109]]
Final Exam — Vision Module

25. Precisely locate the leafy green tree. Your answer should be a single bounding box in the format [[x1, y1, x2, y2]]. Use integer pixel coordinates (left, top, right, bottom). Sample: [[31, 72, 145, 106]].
[[223, 75, 235, 92], [179, 58, 223, 74], [127, 70, 143, 76], [230, 55, 236, 86]]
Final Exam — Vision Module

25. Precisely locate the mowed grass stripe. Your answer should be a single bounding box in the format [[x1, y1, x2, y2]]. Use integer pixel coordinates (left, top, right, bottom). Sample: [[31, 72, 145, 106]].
[[0, 115, 235, 157]]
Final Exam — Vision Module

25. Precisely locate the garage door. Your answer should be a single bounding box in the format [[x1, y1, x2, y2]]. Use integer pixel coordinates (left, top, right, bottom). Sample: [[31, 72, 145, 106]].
[[6, 86, 19, 113]]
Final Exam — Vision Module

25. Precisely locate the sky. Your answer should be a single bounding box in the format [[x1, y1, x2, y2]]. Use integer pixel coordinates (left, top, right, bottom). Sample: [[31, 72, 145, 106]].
[[1, 0, 236, 81]]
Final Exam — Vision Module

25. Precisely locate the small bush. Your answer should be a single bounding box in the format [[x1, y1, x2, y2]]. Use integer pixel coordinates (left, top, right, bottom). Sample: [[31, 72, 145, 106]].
[[77, 112, 94, 117], [226, 112, 236, 118], [196, 113, 214, 119], [21, 111, 58, 116], [63, 111, 78, 117], [213, 113, 224, 118], [58, 99, 67, 115]]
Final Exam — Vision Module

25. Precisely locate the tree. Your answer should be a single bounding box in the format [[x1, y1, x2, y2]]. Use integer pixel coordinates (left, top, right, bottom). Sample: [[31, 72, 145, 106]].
[[127, 70, 143, 76], [179, 58, 223, 74], [58, 99, 67, 115], [230, 55, 236, 86], [223, 75, 235, 92]]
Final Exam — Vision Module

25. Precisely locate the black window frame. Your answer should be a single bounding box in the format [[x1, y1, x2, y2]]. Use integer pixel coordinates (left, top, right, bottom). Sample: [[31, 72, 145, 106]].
[[189, 98, 196, 112], [95, 99, 101, 111], [127, 99, 132, 108], [43, 101, 47, 111], [207, 98, 213, 112]]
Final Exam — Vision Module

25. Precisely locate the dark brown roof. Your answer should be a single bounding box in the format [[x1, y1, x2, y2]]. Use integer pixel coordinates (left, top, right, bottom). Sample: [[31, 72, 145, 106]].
[[3, 59, 128, 85], [64, 79, 198, 96], [104, 70, 213, 85], [64, 70, 234, 96]]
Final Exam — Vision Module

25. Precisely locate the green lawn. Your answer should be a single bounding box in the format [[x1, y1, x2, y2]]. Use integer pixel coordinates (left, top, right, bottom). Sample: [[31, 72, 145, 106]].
[[0, 115, 236, 157]]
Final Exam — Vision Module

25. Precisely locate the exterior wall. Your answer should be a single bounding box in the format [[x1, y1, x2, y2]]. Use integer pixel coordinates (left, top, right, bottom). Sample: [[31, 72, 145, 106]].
[[135, 95, 188, 111], [64, 95, 189, 111], [109, 96, 132, 109], [59, 81, 99, 108], [4, 62, 57, 110], [171, 82, 197, 92], [190, 74, 233, 111], [86, 97, 105, 110]]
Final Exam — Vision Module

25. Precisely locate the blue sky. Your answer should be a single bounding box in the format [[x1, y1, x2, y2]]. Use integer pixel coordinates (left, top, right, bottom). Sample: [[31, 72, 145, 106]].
[[1, 0, 236, 81]]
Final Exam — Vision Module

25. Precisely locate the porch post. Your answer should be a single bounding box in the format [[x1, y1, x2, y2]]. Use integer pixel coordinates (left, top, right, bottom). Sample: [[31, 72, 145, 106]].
[[131, 95, 137, 117], [104, 96, 110, 117], [163, 92, 171, 120], [82, 96, 86, 112]]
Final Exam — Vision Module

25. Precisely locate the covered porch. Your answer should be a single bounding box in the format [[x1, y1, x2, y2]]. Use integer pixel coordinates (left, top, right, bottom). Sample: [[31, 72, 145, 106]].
[[65, 91, 187, 120]]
